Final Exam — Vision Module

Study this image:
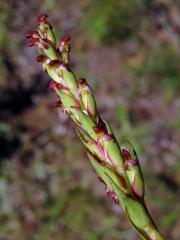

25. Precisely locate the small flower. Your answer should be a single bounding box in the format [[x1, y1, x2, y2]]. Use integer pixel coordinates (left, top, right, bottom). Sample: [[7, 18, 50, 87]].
[[37, 13, 48, 23]]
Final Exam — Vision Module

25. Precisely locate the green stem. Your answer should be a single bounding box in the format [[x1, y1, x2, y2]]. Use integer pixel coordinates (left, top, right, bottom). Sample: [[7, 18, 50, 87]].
[[127, 200, 166, 240]]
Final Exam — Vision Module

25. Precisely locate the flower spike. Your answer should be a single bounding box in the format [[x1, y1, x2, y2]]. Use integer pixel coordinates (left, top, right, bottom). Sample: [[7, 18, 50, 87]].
[[26, 14, 166, 240]]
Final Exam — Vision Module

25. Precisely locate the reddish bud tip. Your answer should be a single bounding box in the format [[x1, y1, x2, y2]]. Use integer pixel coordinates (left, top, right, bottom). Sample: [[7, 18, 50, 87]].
[[49, 60, 61, 67], [49, 82, 68, 91], [114, 198, 120, 204], [37, 14, 48, 23], [60, 35, 71, 45], [121, 148, 131, 160], [43, 38, 55, 46], [105, 186, 119, 204], [128, 159, 139, 166], [93, 127, 104, 134], [51, 82, 69, 91], [36, 55, 48, 63], [49, 82, 57, 90], [51, 100, 62, 108], [27, 38, 39, 47], [78, 78, 86, 85], [26, 30, 39, 39], [49, 81, 59, 90]]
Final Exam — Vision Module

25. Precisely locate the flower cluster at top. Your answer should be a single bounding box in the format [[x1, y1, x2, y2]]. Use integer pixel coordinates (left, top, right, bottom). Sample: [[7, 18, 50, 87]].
[[26, 14, 144, 204]]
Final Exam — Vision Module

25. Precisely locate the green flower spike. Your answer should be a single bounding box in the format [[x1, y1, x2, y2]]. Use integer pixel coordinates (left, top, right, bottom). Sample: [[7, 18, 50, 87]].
[[26, 14, 167, 240]]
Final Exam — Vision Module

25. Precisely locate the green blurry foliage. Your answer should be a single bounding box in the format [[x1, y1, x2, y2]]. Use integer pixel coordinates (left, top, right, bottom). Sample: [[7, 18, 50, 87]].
[[0, 1, 11, 85], [116, 105, 150, 154], [131, 44, 180, 93], [0, 2, 10, 49], [83, 0, 145, 44], [0, 123, 20, 159]]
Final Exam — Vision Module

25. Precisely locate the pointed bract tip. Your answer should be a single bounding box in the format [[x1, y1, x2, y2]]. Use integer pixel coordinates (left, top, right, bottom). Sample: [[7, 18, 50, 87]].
[[37, 14, 48, 23], [60, 35, 71, 45]]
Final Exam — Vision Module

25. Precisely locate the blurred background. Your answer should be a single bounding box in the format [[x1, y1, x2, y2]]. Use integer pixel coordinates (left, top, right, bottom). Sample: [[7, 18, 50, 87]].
[[0, 0, 180, 239]]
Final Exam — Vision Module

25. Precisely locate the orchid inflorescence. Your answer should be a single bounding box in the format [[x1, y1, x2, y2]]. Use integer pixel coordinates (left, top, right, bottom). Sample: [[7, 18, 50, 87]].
[[26, 14, 166, 240]]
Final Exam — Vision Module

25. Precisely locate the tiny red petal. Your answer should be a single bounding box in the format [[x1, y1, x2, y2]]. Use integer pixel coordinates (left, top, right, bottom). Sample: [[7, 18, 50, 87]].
[[43, 38, 55, 46], [27, 38, 39, 47], [105, 186, 119, 204], [49, 81, 58, 90], [51, 100, 62, 108], [78, 78, 86, 85], [26, 30, 39, 38], [114, 198, 120, 204], [37, 13, 48, 23], [128, 159, 139, 166], [121, 148, 131, 160], [49, 60, 61, 67], [36, 55, 48, 63], [93, 127, 104, 134], [49, 81, 68, 91], [60, 35, 71, 44]]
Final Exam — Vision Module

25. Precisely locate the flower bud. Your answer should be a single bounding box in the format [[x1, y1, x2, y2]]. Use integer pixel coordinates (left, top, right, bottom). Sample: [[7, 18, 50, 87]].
[[59, 35, 71, 64], [26, 30, 57, 60], [87, 151, 128, 194], [59, 64, 78, 98], [78, 78, 97, 119], [75, 125, 106, 161], [105, 185, 119, 204], [122, 147, 144, 198], [37, 14, 56, 45], [55, 88, 80, 116], [37, 14, 48, 23], [26, 30, 39, 39], [42, 60, 65, 84], [93, 127, 125, 175], [73, 109, 97, 140]]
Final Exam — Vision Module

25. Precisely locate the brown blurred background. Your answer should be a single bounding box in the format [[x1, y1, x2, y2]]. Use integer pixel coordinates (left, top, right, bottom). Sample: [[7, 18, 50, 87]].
[[0, 0, 180, 239]]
